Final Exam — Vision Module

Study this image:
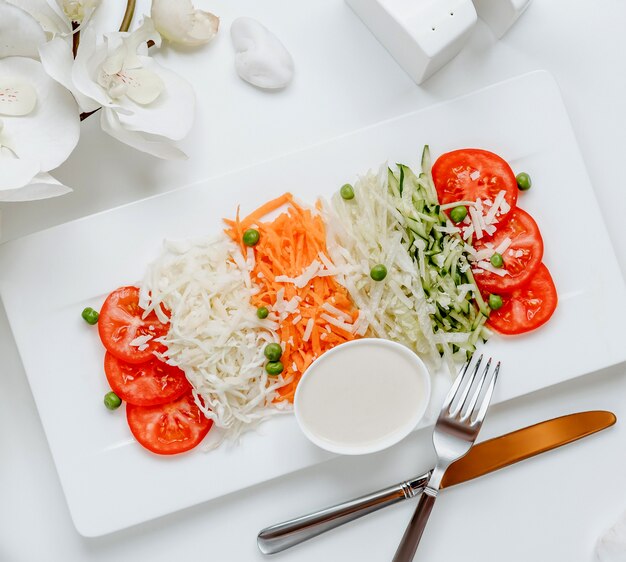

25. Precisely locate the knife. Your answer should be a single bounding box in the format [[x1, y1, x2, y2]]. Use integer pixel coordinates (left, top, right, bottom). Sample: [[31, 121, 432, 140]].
[[257, 410, 616, 555]]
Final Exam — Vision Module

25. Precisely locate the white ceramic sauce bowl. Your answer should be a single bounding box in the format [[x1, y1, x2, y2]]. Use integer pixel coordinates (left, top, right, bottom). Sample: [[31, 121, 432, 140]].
[[294, 339, 431, 455]]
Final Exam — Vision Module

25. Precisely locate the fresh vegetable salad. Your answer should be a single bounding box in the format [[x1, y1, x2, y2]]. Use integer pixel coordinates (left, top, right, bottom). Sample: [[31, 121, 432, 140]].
[[86, 146, 557, 455]]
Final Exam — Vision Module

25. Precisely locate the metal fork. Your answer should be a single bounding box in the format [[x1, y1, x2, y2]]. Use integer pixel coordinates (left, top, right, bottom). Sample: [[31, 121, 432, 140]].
[[392, 355, 500, 562]]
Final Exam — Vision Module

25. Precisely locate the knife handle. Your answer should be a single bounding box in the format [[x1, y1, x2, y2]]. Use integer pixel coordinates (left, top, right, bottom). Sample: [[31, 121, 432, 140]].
[[257, 472, 431, 555]]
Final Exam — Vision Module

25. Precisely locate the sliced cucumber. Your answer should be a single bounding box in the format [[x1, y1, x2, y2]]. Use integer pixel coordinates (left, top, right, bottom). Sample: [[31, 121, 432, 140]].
[[388, 145, 491, 367], [388, 168, 400, 198]]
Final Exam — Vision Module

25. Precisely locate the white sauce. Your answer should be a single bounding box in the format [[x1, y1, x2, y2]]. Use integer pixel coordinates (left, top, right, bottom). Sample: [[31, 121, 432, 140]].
[[295, 339, 430, 453]]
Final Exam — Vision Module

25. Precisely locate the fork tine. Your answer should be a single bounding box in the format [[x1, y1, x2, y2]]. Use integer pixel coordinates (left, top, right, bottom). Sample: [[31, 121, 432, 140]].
[[459, 357, 492, 421], [471, 361, 500, 426], [440, 359, 471, 413], [449, 354, 483, 418]]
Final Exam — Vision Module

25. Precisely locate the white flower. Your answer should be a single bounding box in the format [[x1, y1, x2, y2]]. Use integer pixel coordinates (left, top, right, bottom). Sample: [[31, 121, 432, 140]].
[[151, 0, 219, 46], [0, 56, 79, 201], [0, 79, 37, 116], [4, 0, 71, 36], [0, 0, 48, 59], [57, 0, 100, 24], [40, 17, 195, 159]]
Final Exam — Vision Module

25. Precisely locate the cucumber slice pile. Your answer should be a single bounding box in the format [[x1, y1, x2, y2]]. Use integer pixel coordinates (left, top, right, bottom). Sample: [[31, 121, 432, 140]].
[[390, 145, 489, 362], [324, 146, 489, 375]]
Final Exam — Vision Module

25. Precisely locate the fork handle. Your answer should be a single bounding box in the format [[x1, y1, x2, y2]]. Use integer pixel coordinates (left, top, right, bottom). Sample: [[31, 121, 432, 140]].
[[257, 473, 431, 555], [392, 490, 437, 562]]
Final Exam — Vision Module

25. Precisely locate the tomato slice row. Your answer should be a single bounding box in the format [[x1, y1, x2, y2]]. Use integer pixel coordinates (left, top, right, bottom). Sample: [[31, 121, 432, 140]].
[[126, 392, 213, 455], [486, 264, 558, 335], [98, 286, 169, 364], [104, 352, 191, 407], [433, 148, 557, 335], [472, 208, 544, 293], [98, 286, 212, 455], [432, 148, 518, 224]]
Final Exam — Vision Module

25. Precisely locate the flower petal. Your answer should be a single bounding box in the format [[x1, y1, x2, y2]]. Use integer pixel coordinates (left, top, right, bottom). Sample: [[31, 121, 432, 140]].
[[0, 80, 37, 116], [115, 57, 195, 141], [5, 0, 70, 35], [124, 17, 163, 61], [39, 36, 101, 112], [0, 147, 39, 190], [122, 68, 164, 105], [0, 57, 79, 172], [0, 0, 47, 59], [151, 0, 219, 46], [186, 11, 219, 43], [100, 106, 187, 160], [103, 17, 161, 71], [0, 171, 72, 202], [71, 26, 111, 107]]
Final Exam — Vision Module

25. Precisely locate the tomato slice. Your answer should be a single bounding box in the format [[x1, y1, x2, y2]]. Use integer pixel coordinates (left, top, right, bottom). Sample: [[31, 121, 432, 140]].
[[472, 208, 544, 293], [126, 392, 213, 455], [98, 286, 169, 364], [104, 352, 191, 407], [432, 148, 518, 221], [487, 264, 557, 335]]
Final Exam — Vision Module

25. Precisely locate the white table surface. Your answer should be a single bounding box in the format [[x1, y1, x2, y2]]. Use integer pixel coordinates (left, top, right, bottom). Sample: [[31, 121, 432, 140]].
[[1, 0, 625, 560]]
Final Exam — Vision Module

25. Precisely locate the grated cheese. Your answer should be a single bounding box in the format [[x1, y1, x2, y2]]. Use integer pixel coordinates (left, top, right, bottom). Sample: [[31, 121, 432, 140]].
[[321, 302, 353, 323], [129, 334, 153, 347], [484, 190, 506, 224], [494, 236, 512, 255], [303, 318, 314, 342], [320, 312, 355, 333], [469, 206, 484, 239], [476, 260, 510, 276]]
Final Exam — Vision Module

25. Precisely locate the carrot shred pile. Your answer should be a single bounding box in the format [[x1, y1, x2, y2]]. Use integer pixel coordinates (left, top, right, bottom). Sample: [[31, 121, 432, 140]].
[[224, 193, 359, 402]]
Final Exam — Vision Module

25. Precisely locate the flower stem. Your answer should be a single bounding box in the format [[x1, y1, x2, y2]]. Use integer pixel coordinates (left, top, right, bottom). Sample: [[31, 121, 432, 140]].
[[79, 108, 98, 121], [119, 0, 136, 32], [80, 0, 136, 121], [72, 22, 80, 58]]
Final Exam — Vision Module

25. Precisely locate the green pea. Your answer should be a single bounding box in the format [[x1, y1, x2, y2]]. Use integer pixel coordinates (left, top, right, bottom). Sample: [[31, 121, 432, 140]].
[[257, 306, 269, 319], [81, 307, 99, 325], [265, 361, 284, 376], [516, 172, 532, 191], [264, 343, 283, 362], [450, 205, 468, 223], [490, 252, 504, 268], [243, 228, 260, 246], [104, 391, 122, 410], [489, 294, 503, 311], [370, 264, 387, 281], [340, 183, 355, 200]]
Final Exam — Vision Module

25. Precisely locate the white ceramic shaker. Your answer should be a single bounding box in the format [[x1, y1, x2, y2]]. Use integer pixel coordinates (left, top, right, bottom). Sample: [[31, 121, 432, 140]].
[[345, 0, 478, 84], [472, 0, 532, 38]]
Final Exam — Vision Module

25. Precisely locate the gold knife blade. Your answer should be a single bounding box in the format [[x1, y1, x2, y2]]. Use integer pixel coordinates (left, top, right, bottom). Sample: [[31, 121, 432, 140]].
[[441, 410, 616, 489]]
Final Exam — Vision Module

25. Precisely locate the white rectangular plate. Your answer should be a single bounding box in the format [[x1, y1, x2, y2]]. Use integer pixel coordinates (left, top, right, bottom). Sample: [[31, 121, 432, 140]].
[[1, 71, 624, 537]]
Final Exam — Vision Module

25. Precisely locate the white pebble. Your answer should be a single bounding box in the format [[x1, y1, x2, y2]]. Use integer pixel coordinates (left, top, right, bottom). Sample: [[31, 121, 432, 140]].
[[230, 17, 294, 89]]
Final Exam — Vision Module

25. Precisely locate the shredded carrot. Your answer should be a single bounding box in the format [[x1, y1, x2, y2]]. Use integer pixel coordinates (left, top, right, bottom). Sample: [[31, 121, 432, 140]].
[[224, 193, 360, 402]]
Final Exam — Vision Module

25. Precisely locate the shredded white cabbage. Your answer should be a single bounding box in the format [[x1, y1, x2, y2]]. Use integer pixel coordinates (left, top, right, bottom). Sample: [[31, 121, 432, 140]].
[[140, 235, 291, 444], [322, 166, 445, 371]]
